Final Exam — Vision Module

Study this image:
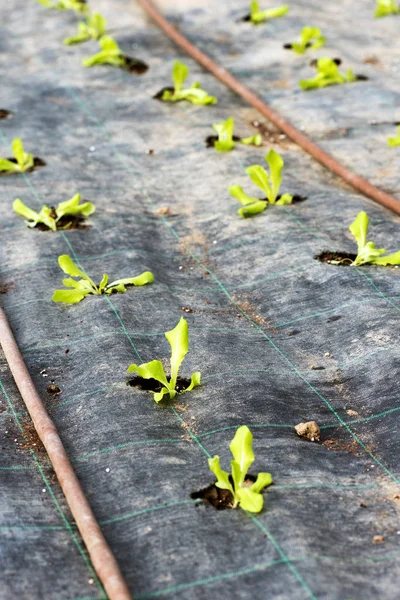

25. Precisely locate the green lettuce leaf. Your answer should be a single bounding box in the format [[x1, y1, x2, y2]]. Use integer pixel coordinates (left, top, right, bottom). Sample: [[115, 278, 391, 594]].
[[208, 456, 234, 494], [249, 1, 288, 23], [388, 125, 400, 147], [374, 0, 400, 17], [83, 36, 125, 68], [299, 58, 357, 91], [162, 62, 217, 105], [290, 26, 326, 54]]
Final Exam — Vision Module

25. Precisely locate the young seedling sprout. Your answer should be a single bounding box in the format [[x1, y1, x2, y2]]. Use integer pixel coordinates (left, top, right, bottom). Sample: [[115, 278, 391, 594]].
[[0, 138, 34, 174], [208, 426, 272, 512], [210, 117, 262, 152], [36, 0, 88, 13], [52, 255, 154, 303], [299, 58, 357, 91], [127, 317, 201, 403], [160, 61, 217, 105], [229, 149, 292, 217], [13, 194, 95, 231], [83, 36, 126, 68], [387, 125, 400, 147], [286, 26, 326, 54], [374, 0, 400, 17], [247, 0, 288, 24], [343, 211, 400, 266], [64, 12, 106, 45]]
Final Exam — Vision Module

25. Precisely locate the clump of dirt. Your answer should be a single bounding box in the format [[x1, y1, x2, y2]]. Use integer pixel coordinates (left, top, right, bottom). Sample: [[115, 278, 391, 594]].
[[323, 438, 367, 455], [295, 421, 320, 441], [47, 385, 61, 395], [191, 474, 257, 510], [363, 56, 382, 66], [0, 157, 46, 176], [0, 282, 15, 294], [250, 120, 294, 148], [373, 535, 384, 544], [156, 206, 171, 216], [127, 376, 192, 394], [314, 251, 357, 266], [20, 421, 46, 454]]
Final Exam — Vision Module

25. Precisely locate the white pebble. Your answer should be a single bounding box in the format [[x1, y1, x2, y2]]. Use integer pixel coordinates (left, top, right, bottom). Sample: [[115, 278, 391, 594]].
[[89, 146, 96, 152], [105, 468, 110, 473]]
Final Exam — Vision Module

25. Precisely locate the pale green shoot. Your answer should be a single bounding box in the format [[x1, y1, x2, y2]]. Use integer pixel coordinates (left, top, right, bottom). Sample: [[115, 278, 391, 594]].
[[13, 194, 95, 231], [212, 117, 262, 152], [161, 61, 217, 105], [52, 255, 154, 303], [375, 0, 400, 17], [36, 0, 88, 13], [83, 36, 126, 68], [388, 125, 400, 147], [289, 26, 326, 54], [249, 0, 288, 23], [0, 138, 34, 173], [64, 13, 106, 45], [299, 58, 357, 90], [127, 317, 201, 403], [229, 149, 292, 217], [208, 426, 272, 512], [347, 211, 400, 266]]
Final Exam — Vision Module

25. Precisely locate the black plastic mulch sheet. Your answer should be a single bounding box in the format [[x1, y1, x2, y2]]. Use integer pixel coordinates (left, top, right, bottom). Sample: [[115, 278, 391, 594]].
[[1, 1, 400, 598]]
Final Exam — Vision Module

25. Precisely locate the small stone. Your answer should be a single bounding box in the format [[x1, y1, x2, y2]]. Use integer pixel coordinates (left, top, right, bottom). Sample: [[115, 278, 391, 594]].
[[156, 206, 170, 216], [181, 307, 194, 313], [105, 468, 110, 473], [42, 489, 46, 493], [373, 535, 384, 544], [88, 579, 94, 585], [213, 240, 217, 244], [360, 502, 367, 508], [295, 421, 321, 441], [40, 369, 48, 377], [47, 384, 61, 395], [145, 148, 154, 155], [178, 266, 183, 270], [252, 120, 260, 127], [324, 352, 330, 357], [89, 146, 96, 152]]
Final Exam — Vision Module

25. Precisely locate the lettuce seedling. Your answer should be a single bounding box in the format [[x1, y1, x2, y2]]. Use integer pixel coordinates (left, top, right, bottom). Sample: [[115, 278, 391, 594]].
[[13, 194, 95, 231], [52, 255, 154, 303], [127, 317, 201, 403], [248, 0, 288, 24], [299, 58, 357, 91], [64, 12, 106, 45], [208, 426, 272, 513], [375, 0, 400, 17], [161, 61, 217, 105], [0, 138, 34, 173], [83, 36, 127, 68], [211, 117, 262, 152], [388, 125, 400, 147], [346, 211, 400, 266], [229, 149, 292, 217], [36, 0, 88, 13], [288, 26, 326, 54]]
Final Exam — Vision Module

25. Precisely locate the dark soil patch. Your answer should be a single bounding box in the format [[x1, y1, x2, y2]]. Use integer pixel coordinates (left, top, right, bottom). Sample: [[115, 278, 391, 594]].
[[20, 421, 46, 454], [123, 56, 148, 75], [283, 42, 312, 50], [260, 194, 307, 204], [127, 375, 192, 394], [205, 135, 241, 148], [314, 251, 357, 266], [153, 87, 174, 101], [0, 281, 15, 294], [35, 212, 90, 232], [191, 474, 257, 510], [47, 385, 61, 395], [0, 109, 13, 119], [0, 156, 45, 176]]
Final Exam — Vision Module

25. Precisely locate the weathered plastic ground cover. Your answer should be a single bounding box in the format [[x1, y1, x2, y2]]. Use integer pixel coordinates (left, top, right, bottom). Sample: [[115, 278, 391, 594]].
[[1, 0, 400, 598]]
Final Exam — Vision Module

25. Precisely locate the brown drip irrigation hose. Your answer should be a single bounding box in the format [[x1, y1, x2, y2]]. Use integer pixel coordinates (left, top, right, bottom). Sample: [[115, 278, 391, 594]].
[[137, 0, 400, 216], [0, 307, 132, 600]]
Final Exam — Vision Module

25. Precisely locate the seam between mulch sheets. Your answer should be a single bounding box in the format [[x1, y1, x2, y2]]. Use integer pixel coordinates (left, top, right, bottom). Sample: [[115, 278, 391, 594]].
[[0, 380, 106, 599], [0, 130, 317, 600], [63, 88, 400, 488]]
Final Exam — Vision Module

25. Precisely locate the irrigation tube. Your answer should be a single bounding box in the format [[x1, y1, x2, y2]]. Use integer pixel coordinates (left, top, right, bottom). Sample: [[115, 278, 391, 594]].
[[0, 307, 132, 600], [137, 0, 400, 216]]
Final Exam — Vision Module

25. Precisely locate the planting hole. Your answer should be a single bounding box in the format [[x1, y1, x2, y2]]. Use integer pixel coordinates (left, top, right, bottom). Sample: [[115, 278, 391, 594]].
[[153, 87, 174, 101], [124, 56, 149, 75], [0, 157, 45, 176], [0, 109, 13, 119], [191, 474, 257, 510], [314, 251, 357, 266], [127, 375, 192, 394], [205, 135, 241, 148]]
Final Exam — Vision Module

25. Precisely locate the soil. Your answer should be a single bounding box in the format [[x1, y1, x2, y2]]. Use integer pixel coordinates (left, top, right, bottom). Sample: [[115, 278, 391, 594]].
[[20, 421, 46, 454], [0, 109, 12, 119], [0, 157, 45, 176], [251, 120, 294, 148], [127, 375, 192, 394], [191, 474, 257, 510], [35, 212, 90, 232], [0, 281, 15, 294], [205, 135, 241, 148], [153, 87, 174, 101], [123, 56, 149, 75], [314, 250, 357, 266]]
